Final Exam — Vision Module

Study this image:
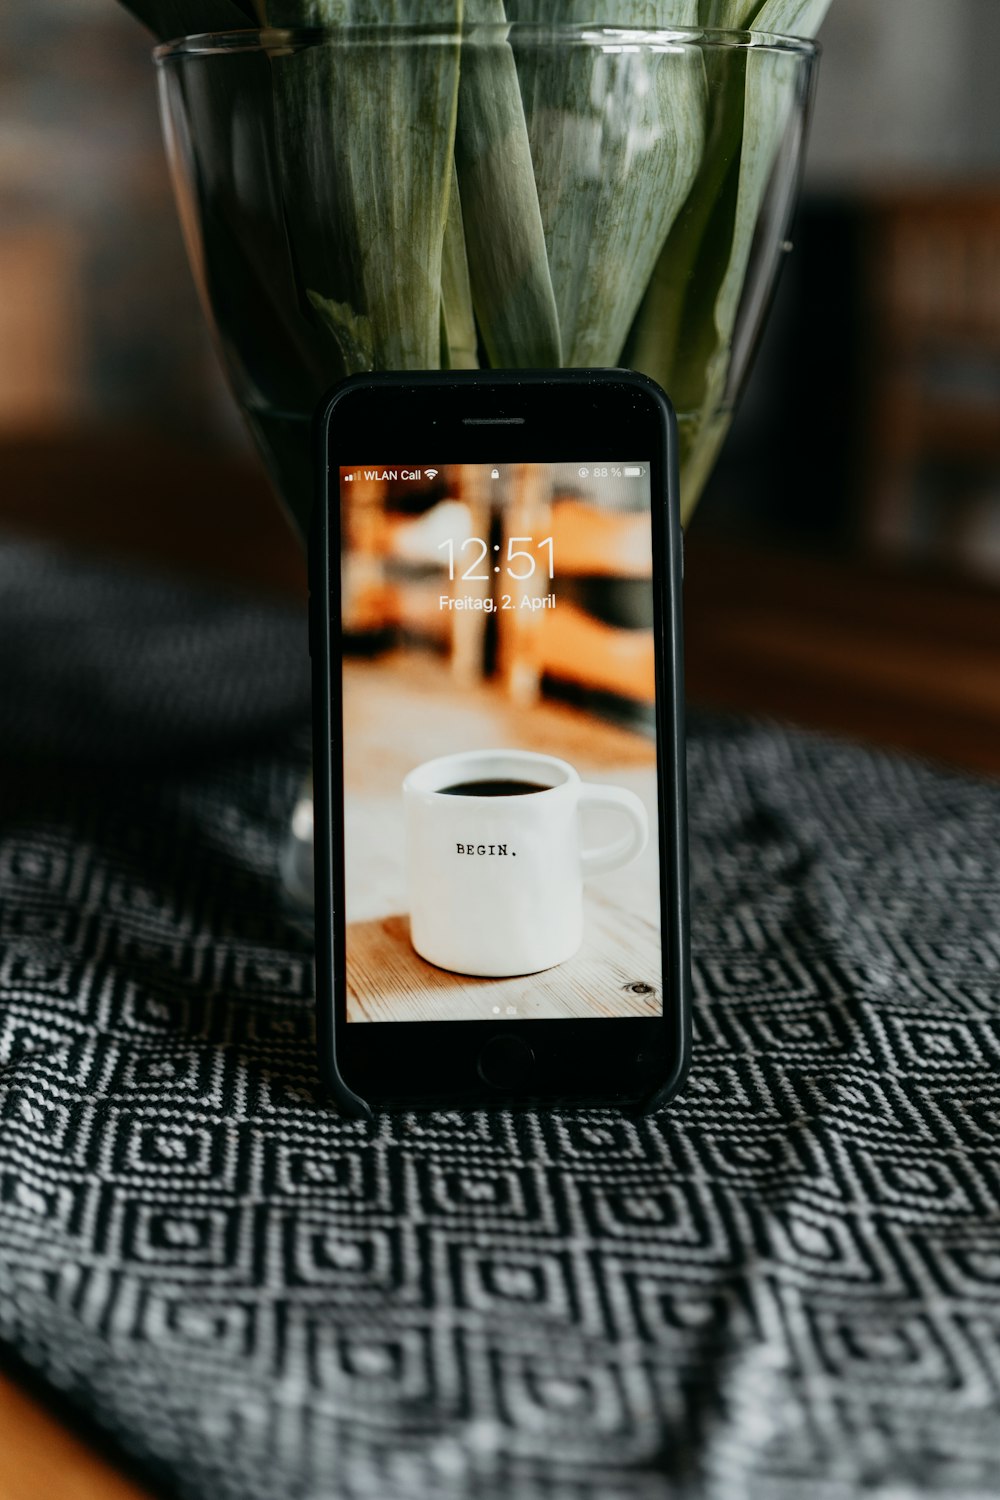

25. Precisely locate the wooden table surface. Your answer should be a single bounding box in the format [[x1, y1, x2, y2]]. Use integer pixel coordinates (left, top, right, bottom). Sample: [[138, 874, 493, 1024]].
[[3, 431, 1000, 1498], [0, 1367, 153, 1500]]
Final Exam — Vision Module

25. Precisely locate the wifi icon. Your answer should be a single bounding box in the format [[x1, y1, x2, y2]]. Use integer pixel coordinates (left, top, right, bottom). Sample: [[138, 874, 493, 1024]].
[[424, 468, 439, 480]]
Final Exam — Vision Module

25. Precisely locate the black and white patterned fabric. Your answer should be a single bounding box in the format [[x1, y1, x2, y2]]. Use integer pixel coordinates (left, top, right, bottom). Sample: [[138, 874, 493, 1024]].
[[1, 538, 999, 1500]]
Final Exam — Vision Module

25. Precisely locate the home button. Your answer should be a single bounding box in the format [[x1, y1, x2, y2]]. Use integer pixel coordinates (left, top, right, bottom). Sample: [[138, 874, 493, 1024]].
[[477, 1034, 535, 1091]]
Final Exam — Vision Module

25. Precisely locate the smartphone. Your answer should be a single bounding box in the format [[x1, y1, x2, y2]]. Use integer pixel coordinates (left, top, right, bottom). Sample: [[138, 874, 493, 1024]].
[[311, 370, 689, 1116]]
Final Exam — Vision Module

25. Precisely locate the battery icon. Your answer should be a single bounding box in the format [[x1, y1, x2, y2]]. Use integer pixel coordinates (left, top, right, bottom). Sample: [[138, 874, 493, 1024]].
[[623, 465, 645, 478]]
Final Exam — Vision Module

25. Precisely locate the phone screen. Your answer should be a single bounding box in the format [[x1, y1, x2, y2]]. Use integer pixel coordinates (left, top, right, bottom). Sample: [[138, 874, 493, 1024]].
[[338, 460, 662, 1025]]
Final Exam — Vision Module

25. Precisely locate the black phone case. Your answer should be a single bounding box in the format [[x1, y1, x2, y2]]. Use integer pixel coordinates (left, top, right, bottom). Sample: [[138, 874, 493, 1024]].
[[311, 369, 689, 1118]]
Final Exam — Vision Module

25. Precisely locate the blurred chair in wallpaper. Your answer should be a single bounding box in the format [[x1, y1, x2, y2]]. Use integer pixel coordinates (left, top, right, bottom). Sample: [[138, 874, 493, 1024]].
[[498, 468, 655, 718]]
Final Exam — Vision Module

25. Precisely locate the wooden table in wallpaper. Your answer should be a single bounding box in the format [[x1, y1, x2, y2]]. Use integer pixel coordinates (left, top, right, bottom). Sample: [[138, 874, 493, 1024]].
[[341, 654, 661, 1023]]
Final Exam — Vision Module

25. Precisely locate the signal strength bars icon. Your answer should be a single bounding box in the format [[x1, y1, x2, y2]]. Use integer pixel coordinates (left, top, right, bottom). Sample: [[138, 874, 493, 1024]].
[[424, 468, 438, 480]]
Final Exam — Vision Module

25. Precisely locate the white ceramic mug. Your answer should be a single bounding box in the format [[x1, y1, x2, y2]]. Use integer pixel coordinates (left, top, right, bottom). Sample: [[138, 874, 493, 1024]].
[[403, 748, 648, 977]]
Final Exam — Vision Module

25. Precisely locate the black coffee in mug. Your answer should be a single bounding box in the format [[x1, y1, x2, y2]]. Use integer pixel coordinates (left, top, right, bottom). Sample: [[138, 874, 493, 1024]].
[[439, 778, 551, 797]]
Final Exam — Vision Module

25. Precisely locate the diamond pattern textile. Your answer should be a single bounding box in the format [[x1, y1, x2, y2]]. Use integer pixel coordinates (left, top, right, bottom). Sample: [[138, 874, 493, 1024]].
[[0, 541, 998, 1499]]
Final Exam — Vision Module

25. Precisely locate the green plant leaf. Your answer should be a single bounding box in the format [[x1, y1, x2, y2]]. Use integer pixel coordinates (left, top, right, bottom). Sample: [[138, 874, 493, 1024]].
[[440, 165, 480, 368], [261, 0, 463, 372], [507, 1, 705, 368], [698, 1, 758, 26], [263, 0, 546, 368], [506, 0, 702, 20], [307, 290, 375, 370], [627, 44, 746, 410], [509, 0, 704, 18], [745, 0, 832, 35], [452, 1, 562, 367], [697, 0, 828, 30]]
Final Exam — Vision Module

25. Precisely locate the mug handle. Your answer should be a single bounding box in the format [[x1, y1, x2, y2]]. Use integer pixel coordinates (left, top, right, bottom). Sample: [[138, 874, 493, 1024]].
[[578, 783, 649, 878]]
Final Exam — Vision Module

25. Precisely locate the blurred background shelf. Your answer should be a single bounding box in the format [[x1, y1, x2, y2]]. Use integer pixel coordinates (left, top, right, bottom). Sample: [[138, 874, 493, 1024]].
[[4, 431, 1000, 779], [683, 539, 1000, 776]]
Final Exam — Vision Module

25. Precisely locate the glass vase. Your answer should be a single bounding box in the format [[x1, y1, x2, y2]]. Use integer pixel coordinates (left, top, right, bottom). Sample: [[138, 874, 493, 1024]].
[[154, 23, 817, 905]]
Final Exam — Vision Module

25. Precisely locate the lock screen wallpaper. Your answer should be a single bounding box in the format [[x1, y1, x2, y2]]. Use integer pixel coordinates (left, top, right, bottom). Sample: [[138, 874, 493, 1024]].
[[337, 461, 664, 1023]]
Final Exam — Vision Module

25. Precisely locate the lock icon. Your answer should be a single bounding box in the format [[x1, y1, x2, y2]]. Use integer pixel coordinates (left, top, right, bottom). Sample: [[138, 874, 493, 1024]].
[[490, 468, 500, 480]]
